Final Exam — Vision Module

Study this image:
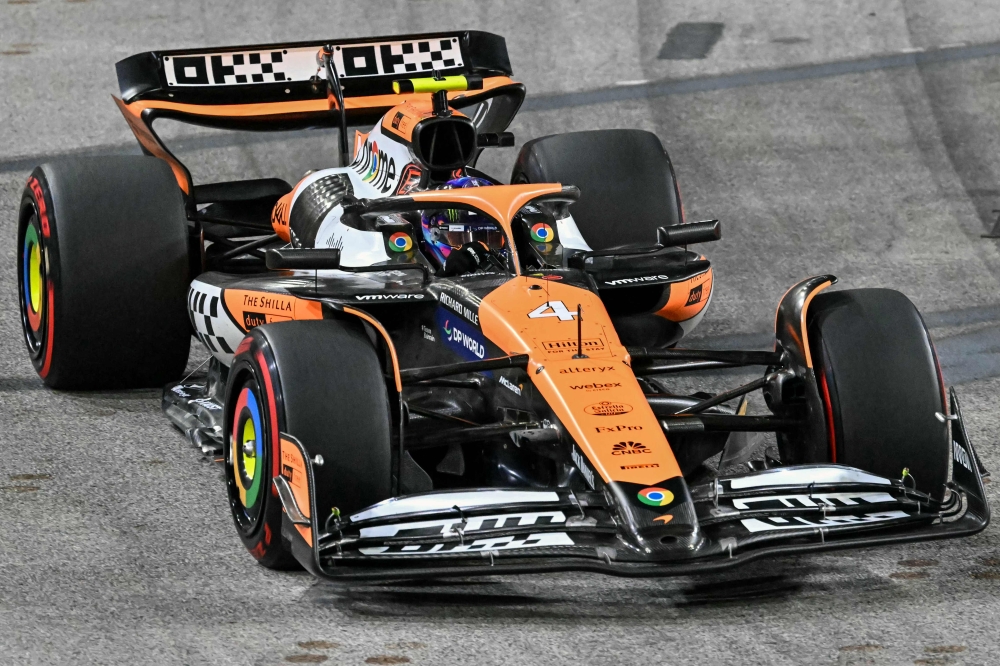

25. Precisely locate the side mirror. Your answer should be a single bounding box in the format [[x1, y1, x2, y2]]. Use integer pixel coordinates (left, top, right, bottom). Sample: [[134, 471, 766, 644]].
[[657, 219, 721, 247], [266, 248, 341, 270]]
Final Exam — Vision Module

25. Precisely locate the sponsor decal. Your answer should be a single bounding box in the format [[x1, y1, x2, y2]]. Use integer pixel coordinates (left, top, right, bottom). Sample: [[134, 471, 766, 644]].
[[190, 397, 222, 411], [354, 293, 425, 301], [542, 338, 606, 354], [560, 365, 615, 374], [741, 510, 909, 533], [596, 424, 643, 433], [498, 375, 522, 396], [571, 447, 596, 489], [337, 38, 464, 80], [242, 293, 292, 312], [421, 325, 435, 341], [391, 111, 404, 129], [569, 381, 621, 391], [584, 401, 632, 416], [360, 532, 573, 555], [351, 139, 397, 194], [730, 492, 895, 511], [612, 441, 650, 455], [243, 311, 267, 329], [530, 222, 554, 243], [394, 163, 423, 195], [653, 514, 673, 524], [442, 318, 486, 359], [388, 232, 413, 252], [360, 511, 565, 540], [637, 487, 674, 507], [170, 385, 191, 398], [686, 284, 704, 306], [621, 462, 660, 470], [954, 439, 974, 472], [528, 300, 577, 321], [27, 178, 50, 237], [604, 274, 672, 286], [439, 291, 479, 325]]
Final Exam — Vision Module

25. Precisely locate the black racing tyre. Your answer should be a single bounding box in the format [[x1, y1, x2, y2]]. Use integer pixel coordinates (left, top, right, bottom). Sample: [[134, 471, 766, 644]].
[[17, 157, 191, 389], [510, 129, 683, 250], [808, 288, 949, 500], [224, 320, 393, 569]]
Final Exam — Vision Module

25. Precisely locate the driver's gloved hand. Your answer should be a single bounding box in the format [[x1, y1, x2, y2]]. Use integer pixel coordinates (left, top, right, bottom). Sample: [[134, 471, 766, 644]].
[[441, 241, 492, 276]]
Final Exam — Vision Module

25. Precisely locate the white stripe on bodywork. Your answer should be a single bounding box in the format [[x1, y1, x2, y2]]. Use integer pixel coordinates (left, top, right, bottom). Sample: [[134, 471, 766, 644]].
[[351, 490, 561, 522], [731, 492, 896, 511], [359, 511, 566, 539], [359, 531, 574, 555], [728, 465, 891, 490], [741, 510, 910, 533]]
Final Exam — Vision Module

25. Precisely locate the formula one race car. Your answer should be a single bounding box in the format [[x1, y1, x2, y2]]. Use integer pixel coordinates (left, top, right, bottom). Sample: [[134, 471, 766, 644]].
[[17, 31, 989, 579]]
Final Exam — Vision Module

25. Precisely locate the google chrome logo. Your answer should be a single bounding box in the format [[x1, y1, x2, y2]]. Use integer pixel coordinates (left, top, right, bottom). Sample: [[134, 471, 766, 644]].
[[388, 232, 412, 252], [530, 222, 554, 243], [637, 487, 674, 507]]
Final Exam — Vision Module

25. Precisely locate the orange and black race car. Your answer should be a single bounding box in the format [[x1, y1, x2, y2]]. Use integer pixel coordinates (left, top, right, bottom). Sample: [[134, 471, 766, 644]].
[[16, 31, 989, 579]]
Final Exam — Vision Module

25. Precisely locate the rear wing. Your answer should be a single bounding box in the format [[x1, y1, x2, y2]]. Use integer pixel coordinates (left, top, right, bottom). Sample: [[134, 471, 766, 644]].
[[113, 31, 523, 196]]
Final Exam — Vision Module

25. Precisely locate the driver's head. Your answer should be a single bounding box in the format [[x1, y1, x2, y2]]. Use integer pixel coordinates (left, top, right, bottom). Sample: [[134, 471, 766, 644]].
[[420, 176, 504, 268]]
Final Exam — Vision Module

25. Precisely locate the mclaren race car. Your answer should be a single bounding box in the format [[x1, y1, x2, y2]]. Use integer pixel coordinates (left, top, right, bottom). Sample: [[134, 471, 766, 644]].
[[16, 31, 989, 579]]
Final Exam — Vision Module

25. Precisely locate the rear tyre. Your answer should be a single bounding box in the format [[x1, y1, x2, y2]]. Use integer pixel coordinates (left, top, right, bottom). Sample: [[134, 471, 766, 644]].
[[808, 288, 949, 500], [511, 129, 683, 249], [17, 157, 191, 389], [224, 320, 393, 569]]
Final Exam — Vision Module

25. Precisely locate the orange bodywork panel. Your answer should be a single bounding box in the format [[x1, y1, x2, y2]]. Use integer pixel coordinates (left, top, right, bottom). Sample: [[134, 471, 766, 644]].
[[279, 436, 313, 547], [113, 96, 192, 194], [480, 277, 683, 486], [271, 190, 293, 242], [656, 266, 714, 323], [343, 306, 403, 393]]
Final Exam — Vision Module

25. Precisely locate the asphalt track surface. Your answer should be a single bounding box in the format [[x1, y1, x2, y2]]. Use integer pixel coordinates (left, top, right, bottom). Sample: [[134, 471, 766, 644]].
[[5, 2, 1000, 664]]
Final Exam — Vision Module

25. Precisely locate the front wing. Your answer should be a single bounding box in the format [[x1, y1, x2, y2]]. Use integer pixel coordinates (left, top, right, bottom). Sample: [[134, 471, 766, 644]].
[[276, 389, 989, 581]]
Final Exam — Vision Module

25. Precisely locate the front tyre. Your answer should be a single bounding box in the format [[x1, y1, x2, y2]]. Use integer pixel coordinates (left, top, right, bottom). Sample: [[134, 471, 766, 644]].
[[223, 320, 394, 569], [809, 288, 949, 500]]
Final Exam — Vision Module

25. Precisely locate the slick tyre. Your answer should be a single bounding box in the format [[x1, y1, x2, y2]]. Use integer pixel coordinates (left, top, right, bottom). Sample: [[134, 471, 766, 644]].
[[808, 288, 949, 500], [511, 129, 683, 249], [17, 157, 190, 389], [224, 320, 393, 569]]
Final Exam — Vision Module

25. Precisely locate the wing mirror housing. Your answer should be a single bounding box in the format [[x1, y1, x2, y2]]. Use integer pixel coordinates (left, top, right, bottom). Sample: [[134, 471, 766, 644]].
[[266, 248, 341, 270], [657, 219, 721, 247]]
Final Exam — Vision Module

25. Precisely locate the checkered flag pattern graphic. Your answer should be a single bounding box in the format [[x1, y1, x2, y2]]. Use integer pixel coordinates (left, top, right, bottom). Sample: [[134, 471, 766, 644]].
[[210, 51, 287, 84], [384, 39, 460, 74], [187, 281, 245, 362], [164, 37, 464, 87], [165, 46, 319, 87], [333, 37, 465, 78]]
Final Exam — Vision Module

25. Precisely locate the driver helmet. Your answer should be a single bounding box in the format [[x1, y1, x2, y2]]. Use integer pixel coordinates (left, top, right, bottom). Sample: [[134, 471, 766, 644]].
[[420, 176, 504, 267]]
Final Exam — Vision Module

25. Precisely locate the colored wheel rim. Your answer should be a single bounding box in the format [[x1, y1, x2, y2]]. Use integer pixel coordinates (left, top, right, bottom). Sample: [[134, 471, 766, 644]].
[[20, 216, 45, 354], [230, 380, 266, 532]]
